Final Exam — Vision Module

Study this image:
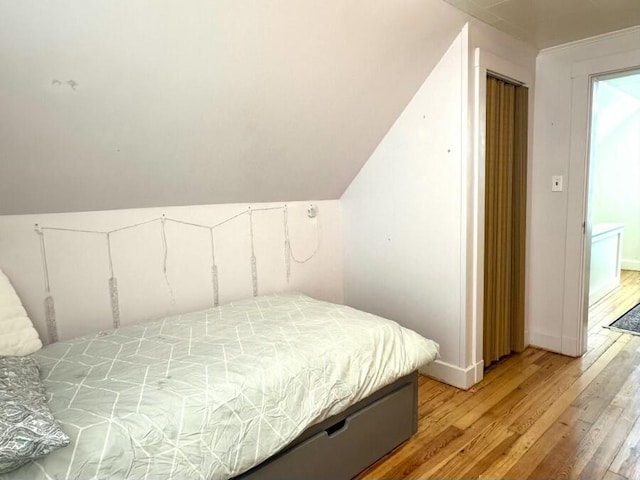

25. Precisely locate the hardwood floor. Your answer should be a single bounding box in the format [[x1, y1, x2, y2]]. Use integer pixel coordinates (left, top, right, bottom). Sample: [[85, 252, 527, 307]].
[[357, 270, 640, 479], [589, 270, 640, 332]]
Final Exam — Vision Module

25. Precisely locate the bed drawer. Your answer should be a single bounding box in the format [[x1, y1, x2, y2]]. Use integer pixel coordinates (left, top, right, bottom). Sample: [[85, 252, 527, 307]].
[[239, 382, 416, 480]]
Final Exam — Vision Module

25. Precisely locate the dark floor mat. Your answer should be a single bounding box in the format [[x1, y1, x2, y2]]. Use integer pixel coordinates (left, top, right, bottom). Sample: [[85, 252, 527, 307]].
[[608, 302, 640, 335]]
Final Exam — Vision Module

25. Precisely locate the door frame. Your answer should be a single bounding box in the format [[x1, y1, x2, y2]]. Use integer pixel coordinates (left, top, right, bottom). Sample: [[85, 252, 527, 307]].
[[563, 49, 640, 358], [471, 48, 534, 380]]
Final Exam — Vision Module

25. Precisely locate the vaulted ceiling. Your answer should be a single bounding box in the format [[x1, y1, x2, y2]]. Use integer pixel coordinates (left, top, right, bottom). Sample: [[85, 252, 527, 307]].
[[0, 0, 470, 214], [2, 0, 638, 215]]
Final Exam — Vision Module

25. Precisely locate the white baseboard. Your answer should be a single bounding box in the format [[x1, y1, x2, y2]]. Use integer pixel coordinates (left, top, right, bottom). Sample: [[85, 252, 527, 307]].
[[420, 359, 483, 390], [528, 331, 583, 357], [528, 330, 562, 354], [622, 259, 640, 271]]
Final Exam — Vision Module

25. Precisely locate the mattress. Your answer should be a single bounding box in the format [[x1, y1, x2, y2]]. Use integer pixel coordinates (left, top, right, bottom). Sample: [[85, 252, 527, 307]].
[[6, 293, 439, 480]]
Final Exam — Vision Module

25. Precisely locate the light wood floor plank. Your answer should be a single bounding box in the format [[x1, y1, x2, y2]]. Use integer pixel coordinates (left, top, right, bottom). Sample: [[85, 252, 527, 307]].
[[424, 425, 517, 478], [526, 416, 591, 479], [477, 333, 631, 478], [602, 472, 628, 480], [573, 343, 640, 479], [570, 404, 625, 479], [610, 415, 640, 477]]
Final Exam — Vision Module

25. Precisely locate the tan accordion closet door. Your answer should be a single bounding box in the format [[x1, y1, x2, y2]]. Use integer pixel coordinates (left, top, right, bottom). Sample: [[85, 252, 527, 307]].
[[483, 75, 528, 367]]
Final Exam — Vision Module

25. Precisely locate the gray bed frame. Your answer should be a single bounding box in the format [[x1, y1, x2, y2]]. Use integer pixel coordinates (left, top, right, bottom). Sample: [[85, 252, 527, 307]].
[[234, 371, 419, 480]]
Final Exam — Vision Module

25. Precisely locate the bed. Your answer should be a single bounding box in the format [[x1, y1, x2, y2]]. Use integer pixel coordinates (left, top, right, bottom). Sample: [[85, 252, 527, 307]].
[[3, 292, 439, 480]]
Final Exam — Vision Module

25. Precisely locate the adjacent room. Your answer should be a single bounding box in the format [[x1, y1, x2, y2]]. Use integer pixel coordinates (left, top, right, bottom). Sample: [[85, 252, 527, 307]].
[[588, 70, 640, 337], [1, 0, 639, 478]]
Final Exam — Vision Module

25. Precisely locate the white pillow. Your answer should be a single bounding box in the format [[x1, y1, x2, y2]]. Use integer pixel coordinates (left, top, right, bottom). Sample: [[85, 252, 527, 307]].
[[0, 269, 42, 356]]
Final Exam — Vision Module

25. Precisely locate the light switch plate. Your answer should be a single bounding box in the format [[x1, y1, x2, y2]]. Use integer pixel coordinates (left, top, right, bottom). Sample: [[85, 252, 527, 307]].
[[552, 175, 563, 192]]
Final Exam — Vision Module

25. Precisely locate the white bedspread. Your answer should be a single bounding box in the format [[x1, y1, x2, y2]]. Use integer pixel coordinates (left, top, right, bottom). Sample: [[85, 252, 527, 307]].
[[9, 293, 439, 480]]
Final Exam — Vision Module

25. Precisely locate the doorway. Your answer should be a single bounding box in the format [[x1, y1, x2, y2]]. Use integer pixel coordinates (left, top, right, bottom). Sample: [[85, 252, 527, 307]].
[[585, 69, 640, 339]]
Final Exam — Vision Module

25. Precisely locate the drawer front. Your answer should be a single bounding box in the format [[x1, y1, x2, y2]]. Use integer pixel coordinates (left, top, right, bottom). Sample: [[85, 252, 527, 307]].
[[240, 382, 415, 480]]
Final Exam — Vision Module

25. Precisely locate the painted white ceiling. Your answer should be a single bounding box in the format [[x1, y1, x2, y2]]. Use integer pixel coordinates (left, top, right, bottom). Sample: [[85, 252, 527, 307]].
[[442, 0, 640, 48]]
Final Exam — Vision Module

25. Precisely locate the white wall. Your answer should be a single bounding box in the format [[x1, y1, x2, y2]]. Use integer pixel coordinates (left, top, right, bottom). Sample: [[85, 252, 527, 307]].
[[0, 201, 342, 343], [342, 20, 536, 389], [343, 30, 466, 369], [591, 82, 640, 270], [0, 0, 478, 215], [530, 27, 640, 355]]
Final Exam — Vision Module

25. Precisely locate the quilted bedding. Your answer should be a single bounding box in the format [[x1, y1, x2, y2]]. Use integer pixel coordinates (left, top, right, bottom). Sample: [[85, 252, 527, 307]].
[[6, 293, 439, 480]]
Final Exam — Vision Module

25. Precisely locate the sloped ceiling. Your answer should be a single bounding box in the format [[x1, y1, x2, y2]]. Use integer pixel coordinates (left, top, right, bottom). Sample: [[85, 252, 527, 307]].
[[0, 0, 470, 214]]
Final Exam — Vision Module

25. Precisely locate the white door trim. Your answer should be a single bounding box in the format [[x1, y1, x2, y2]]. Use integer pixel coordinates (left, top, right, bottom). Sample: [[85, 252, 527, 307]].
[[471, 48, 534, 378], [563, 49, 640, 357]]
